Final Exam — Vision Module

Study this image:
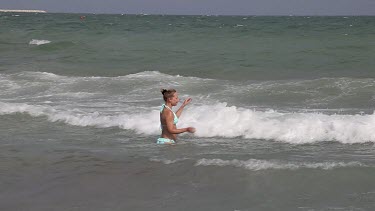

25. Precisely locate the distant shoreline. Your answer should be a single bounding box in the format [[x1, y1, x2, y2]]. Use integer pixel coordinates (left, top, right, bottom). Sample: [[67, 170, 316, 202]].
[[0, 9, 46, 13]]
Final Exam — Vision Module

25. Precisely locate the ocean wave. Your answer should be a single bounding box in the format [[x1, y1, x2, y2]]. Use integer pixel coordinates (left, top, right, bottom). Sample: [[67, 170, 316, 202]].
[[188, 103, 375, 144], [0, 102, 161, 135], [195, 158, 366, 170], [3, 71, 211, 81], [3, 71, 375, 93], [29, 39, 51, 45], [11, 71, 370, 114], [2, 101, 375, 144]]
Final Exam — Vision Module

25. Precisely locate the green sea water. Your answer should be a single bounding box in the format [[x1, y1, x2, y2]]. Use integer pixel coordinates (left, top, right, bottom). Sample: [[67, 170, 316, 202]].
[[1, 13, 375, 80], [1, 13, 375, 211]]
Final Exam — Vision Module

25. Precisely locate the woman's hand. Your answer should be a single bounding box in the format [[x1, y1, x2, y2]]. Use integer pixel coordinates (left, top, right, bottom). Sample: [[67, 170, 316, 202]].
[[187, 127, 196, 133], [182, 98, 192, 106]]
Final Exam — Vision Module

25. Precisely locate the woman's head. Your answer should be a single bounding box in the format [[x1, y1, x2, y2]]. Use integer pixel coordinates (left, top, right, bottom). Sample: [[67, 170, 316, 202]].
[[161, 89, 179, 105]]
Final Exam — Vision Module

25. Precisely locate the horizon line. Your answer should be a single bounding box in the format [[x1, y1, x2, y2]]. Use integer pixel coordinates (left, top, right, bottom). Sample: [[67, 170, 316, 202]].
[[1, 9, 374, 16]]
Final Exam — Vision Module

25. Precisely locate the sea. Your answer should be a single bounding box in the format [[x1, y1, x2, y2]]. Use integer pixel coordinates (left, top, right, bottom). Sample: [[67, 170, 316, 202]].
[[1, 13, 375, 211]]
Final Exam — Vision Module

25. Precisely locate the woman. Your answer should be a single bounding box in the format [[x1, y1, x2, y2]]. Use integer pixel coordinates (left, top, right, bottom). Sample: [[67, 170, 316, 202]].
[[157, 89, 195, 144]]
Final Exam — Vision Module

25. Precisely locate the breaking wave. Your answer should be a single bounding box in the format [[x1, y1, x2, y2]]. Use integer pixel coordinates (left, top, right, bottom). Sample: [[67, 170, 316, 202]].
[[1, 101, 375, 144]]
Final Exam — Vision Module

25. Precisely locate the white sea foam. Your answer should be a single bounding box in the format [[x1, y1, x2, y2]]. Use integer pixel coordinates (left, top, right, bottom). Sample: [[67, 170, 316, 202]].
[[149, 158, 189, 164], [0, 102, 161, 135], [2, 101, 375, 144], [195, 158, 365, 171], [185, 103, 375, 144], [29, 39, 51, 45]]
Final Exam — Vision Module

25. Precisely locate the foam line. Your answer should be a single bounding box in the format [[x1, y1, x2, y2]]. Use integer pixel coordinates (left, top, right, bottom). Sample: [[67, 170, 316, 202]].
[[195, 158, 365, 170]]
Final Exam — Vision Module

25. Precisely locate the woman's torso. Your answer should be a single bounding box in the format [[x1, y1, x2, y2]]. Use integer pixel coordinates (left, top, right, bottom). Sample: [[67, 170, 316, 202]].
[[160, 106, 178, 140]]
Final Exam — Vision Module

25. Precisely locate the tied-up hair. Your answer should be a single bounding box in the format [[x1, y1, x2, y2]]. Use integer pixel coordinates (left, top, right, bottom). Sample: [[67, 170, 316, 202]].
[[161, 89, 176, 101]]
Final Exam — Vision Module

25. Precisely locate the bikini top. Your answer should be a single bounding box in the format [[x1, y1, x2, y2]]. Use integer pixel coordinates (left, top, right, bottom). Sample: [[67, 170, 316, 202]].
[[160, 104, 179, 125]]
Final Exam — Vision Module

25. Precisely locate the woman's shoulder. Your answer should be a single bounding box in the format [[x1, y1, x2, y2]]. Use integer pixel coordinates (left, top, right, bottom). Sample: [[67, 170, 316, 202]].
[[161, 108, 174, 118]]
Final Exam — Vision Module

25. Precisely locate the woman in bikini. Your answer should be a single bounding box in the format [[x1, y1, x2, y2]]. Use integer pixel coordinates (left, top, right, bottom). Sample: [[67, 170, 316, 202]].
[[157, 89, 196, 144]]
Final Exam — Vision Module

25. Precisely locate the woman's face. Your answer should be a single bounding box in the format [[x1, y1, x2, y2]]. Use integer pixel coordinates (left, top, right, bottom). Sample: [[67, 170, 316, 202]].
[[168, 92, 179, 106]]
